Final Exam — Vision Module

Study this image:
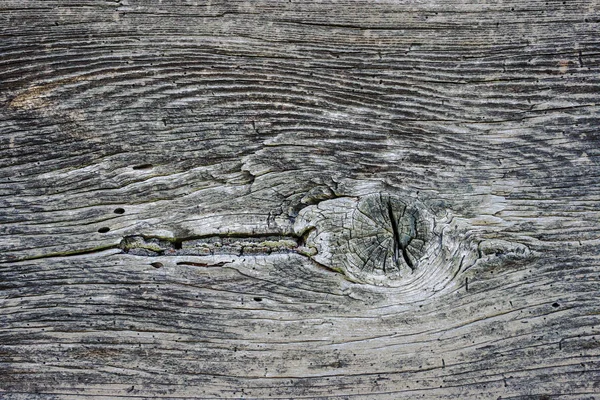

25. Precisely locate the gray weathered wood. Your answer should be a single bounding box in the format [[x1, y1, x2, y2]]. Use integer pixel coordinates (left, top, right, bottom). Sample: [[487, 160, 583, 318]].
[[1, 0, 599, 398]]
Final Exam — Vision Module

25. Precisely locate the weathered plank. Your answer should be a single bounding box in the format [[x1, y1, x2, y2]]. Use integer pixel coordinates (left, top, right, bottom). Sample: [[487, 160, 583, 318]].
[[1, 0, 599, 398]]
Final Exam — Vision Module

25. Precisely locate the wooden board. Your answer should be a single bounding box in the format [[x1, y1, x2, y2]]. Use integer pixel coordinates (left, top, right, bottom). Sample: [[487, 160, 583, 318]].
[[1, 0, 599, 398]]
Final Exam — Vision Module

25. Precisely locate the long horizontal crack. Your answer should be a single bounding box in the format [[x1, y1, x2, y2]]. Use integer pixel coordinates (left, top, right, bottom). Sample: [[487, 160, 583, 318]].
[[120, 234, 317, 258], [118, 233, 344, 276]]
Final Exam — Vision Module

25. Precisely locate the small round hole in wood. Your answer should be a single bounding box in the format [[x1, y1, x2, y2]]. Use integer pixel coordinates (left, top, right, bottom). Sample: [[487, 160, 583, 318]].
[[132, 164, 153, 170]]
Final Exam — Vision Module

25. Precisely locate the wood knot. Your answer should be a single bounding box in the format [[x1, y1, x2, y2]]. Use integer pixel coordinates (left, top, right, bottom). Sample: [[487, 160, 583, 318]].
[[294, 193, 442, 286]]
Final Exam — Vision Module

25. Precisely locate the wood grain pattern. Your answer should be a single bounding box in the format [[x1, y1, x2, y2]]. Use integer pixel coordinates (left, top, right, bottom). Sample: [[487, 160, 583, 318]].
[[1, 0, 599, 398]]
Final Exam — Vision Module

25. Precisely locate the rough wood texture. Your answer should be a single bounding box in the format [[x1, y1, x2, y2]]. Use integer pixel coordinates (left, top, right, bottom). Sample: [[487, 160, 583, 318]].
[[1, 0, 599, 398]]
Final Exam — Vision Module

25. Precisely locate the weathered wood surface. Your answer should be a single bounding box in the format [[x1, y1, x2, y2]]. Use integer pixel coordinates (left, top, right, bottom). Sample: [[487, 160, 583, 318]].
[[1, 0, 600, 398]]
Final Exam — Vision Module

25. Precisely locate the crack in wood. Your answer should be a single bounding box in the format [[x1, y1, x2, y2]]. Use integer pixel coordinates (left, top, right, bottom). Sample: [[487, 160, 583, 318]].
[[119, 234, 307, 257], [387, 198, 417, 273], [387, 200, 402, 271]]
